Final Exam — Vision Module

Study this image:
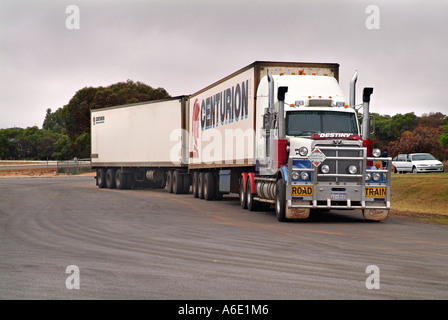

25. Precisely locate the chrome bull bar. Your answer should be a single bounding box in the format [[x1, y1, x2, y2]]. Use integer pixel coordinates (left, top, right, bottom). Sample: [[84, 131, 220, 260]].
[[286, 146, 392, 210]]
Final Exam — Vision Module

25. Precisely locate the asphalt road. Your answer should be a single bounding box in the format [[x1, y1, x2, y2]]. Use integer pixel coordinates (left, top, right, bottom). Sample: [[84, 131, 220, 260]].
[[1, 176, 447, 300]]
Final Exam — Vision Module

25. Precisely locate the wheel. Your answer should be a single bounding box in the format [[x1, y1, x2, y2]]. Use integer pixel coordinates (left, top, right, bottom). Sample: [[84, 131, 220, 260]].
[[115, 169, 127, 190], [155, 171, 167, 189], [246, 178, 258, 211], [204, 172, 215, 201], [192, 171, 199, 198], [106, 168, 116, 189], [97, 168, 107, 188], [182, 174, 191, 194], [173, 170, 184, 194], [127, 172, 136, 189], [275, 179, 287, 222], [198, 172, 205, 199], [240, 176, 247, 209], [166, 170, 173, 193], [213, 172, 223, 200]]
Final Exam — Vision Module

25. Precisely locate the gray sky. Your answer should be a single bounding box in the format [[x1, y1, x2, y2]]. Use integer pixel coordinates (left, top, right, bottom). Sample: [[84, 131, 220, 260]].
[[1, 0, 447, 129]]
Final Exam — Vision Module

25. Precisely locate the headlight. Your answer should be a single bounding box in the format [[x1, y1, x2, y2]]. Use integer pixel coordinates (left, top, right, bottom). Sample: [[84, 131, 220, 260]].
[[292, 171, 300, 180], [348, 165, 357, 174], [365, 173, 372, 181], [372, 148, 381, 157], [373, 172, 381, 181], [300, 172, 309, 181], [321, 164, 330, 174], [298, 147, 308, 156]]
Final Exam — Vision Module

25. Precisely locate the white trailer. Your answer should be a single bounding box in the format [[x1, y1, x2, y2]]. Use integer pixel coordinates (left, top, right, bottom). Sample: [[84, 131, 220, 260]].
[[187, 61, 339, 198], [91, 96, 189, 192]]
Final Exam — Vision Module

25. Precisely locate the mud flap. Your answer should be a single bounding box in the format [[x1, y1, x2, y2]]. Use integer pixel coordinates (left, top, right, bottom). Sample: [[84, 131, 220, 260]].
[[363, 209, 389, 221], [286, 207, 310, 220]]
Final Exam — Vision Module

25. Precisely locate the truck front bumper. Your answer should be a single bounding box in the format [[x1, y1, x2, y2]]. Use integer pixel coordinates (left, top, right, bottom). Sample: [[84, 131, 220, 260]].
[[285, 148, 391, 221]]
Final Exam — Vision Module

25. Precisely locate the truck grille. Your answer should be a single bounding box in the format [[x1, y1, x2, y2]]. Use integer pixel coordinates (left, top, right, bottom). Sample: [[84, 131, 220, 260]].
[[315, 144, 364, 183]]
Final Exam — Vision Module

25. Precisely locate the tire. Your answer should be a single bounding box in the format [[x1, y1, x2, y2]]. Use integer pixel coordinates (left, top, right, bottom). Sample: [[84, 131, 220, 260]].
[[204, 172, 215, 201], [192, 171, 199, 198], [198, 172, 205, 199], [166, 170, 173, 193], [127, 172, 136, 189], [246, 178, 258, 211], [275, 179, 287, 222], [240, 176, 247, 209], [106, 168, 116, 189], [97, 168, 107, 188], [213, 172, 223, 200], [182, 174, 191, 194], [115, 169, 127, 190], [173, 170, 184, 194], [156, 171, 167, 189]]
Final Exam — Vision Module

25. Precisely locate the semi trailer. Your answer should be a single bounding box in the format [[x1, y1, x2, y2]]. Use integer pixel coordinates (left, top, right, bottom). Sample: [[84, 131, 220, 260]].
[[91, 61, 391, 222]]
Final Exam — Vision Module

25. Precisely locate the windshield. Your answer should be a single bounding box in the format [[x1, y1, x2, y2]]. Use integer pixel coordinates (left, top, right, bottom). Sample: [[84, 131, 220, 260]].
[[412, 154, 436, 161], [286, 111, 358, 136]]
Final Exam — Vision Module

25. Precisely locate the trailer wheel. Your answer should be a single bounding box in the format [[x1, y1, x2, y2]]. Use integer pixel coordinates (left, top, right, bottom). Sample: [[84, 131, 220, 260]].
[[192, 172, 199, 198], [155, 171, 167, 189], [275, 179, 287, 221], [97, 168, 107, 188], [166, 170, 173, 193], [106, 168, 116, 189], [173, 170, 184, 194], [204, 172, 215, 201], [213, 172, 223, 200], [198, 172, 205, 199], [240, 177, 247, 209], [115, 169, 127, 190], [182, 174, 191, 194], [246, 178, 258, 211]]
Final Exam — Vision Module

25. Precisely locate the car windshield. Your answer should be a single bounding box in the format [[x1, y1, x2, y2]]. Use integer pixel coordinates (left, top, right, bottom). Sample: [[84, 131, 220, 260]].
[[286, 111, 358, 136], [412, 154, 437, 161]]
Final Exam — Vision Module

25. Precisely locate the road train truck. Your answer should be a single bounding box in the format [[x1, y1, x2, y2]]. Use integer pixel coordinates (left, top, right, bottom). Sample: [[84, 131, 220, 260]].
[[91, 61, 391, 222]]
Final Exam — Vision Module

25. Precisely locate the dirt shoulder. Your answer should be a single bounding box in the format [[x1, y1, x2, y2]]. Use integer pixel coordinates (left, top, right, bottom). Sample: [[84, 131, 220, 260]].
[[0, 167, 95, 178], [390, 209, 448, 225]]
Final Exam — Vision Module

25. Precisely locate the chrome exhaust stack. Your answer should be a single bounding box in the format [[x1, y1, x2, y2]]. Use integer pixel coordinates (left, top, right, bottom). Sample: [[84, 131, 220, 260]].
[[362, 87, 374, 140], [350, 70, 358, 109]]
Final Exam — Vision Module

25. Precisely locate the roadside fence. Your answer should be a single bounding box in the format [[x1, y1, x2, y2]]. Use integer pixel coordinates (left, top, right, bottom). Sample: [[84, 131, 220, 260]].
[[57, 158, 92, 175]]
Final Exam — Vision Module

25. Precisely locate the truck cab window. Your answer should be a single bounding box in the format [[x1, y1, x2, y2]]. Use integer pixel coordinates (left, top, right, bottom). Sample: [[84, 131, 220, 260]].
[[286, 111, 358, 136]]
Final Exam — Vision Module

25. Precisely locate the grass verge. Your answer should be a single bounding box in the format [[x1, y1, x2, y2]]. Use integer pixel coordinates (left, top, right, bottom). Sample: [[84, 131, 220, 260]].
[[391, 171, 448, 224]]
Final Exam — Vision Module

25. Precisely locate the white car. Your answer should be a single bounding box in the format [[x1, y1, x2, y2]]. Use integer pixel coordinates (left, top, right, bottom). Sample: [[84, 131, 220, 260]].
[[392, 153, 444, 174]]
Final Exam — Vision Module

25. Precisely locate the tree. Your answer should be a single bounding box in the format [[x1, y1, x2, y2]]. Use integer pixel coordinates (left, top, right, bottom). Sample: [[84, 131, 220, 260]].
[[36, 130, 60, 160], [43, 108, 65, 133], [372, 112, 418, 146], [418, 112, 446, 128], [52, 134, 72, 160], [389, 125, 448, 160], [439, 119, 448, 149], [0, 128, 22, 159]]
